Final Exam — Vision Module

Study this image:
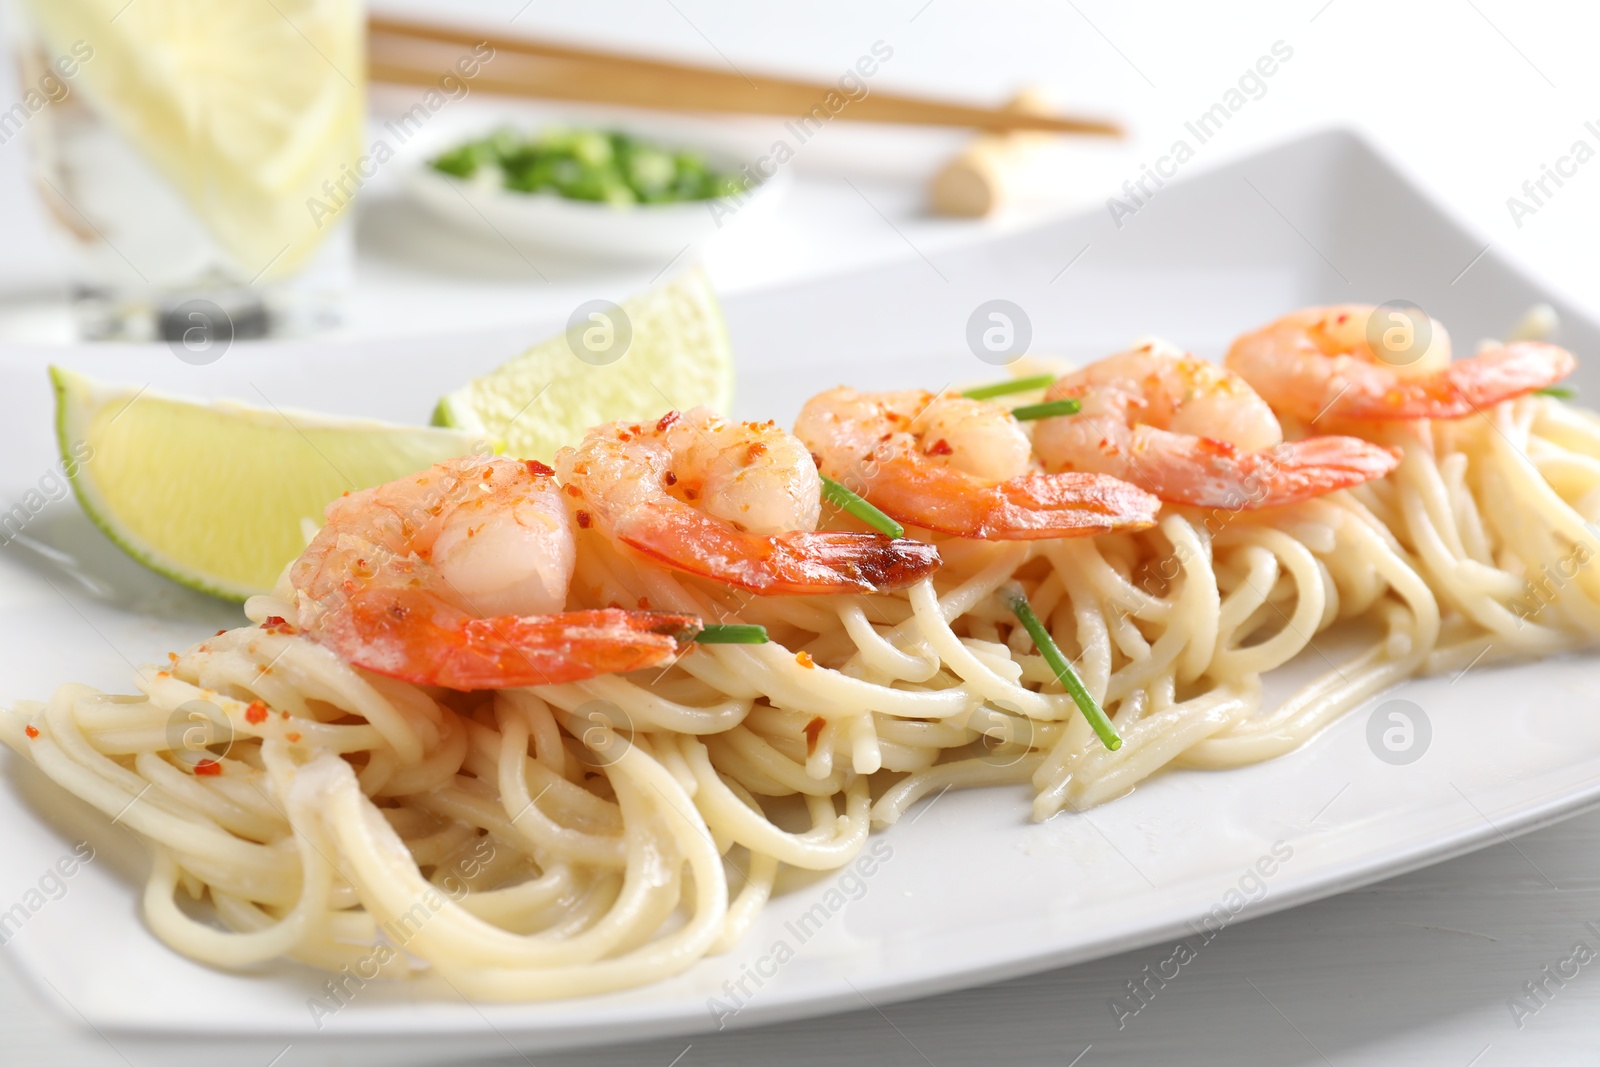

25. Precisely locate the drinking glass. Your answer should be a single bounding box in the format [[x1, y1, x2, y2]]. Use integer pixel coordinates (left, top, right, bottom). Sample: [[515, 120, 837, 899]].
[[6, 0, 365, 342]]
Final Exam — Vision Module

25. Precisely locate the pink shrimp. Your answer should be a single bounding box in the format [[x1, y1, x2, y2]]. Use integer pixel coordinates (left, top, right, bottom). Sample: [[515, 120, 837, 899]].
[[1224, 304, 1576, 422], [290, 456, 700, 690], [554, 408, 941, 594], [794, 387, 1161, 539], [1031, 343, 1399, 509]]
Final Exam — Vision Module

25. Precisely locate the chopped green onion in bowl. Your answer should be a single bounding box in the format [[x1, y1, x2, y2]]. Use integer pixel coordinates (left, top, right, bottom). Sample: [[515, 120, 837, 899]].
[[430, 127, 749, 207]]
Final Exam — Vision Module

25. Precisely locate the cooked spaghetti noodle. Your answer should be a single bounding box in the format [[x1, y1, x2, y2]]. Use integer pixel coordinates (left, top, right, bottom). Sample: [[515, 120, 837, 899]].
[[4, 307, 1595, 1000]]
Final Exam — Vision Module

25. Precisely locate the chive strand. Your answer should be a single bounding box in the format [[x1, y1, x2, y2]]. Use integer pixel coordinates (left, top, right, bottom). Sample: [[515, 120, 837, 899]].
[[1002, 581, 1121, 751], [696, 624, 769, 644], [962, 374, 1057, 400], [1537, 385, 1577, 400], [820, 475, 904, 538], [1011, 398, 1081, 421]]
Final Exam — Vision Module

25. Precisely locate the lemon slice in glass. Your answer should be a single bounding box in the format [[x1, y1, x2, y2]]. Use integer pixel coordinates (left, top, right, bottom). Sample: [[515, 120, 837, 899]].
[[53, 367, 481, 601], [22, 0, 364, 278], [433, 266, 734, 459]]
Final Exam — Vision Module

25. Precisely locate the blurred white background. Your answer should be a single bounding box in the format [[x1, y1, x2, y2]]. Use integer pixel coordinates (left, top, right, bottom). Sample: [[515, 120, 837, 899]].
[[5, 1, 1600, 1064], [3, 0, 1599, 339]]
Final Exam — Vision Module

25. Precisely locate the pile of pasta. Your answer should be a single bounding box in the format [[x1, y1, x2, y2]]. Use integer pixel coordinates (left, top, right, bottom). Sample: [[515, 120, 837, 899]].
[[6, 364, 1600, 1001]]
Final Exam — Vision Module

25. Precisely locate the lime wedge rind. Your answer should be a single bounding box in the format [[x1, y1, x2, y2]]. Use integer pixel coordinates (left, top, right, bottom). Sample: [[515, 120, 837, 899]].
[[53, 367, 244, 601], [432, 266, 734, 458], [52, 366, 481, 602]]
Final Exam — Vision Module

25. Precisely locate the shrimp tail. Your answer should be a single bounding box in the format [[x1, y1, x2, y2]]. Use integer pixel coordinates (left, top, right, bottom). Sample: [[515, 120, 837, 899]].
[[1408, 342, 1576, 418], [860, 458, 1162, 540], [1320, 340, 1576, 420], [983, 472, 1164, 539], [1225, 437, 1402, 509], [618, 503, 940, 594], [314, 587, 700, 690], [765, 531, 943, 594]]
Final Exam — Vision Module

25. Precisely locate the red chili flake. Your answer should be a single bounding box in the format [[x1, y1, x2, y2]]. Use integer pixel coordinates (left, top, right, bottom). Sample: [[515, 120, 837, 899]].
[[244, 700, 268, 725], [795, 651, 816, 669], [193, 759, 222, 776], [656, 411, 680, 432], [525, 459, 555, 477], [215, 629, 228, 637], [878, 432, 893, 443], [24, 725, 39, 739], [155, 671, 170, 679], [926, 438, 954, 456], [167, 652, 179, 665], [617, 431, 632, 442], [575, 510, 593, 529], [285, 732, 302, 743], [637, 597, 651, 610], [684, 487, 699, 501], [663, 471, 678, 486], [261, 616, 296, 635], [746, 441, 768, 463], [1336, 312, 1349, 324], [810, 452, 823, 469], [804, 716, 826, 755], [564, 484, 583, 498], [280, 710, 290, 720]]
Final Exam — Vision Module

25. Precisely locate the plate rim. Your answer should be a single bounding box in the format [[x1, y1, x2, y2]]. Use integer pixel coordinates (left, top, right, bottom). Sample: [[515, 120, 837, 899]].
[[7, 124, 1600, 1053]]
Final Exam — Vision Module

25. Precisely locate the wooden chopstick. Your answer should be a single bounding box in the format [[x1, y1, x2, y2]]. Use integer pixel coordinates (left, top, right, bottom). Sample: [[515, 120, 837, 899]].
[[368, 14, 1122, 137]]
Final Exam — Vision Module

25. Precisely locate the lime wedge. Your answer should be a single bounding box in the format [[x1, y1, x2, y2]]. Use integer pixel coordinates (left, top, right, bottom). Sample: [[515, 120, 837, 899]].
[[433, 266, 734, 459], [23, 0, 364, 278], [53, 367, 480, 601]]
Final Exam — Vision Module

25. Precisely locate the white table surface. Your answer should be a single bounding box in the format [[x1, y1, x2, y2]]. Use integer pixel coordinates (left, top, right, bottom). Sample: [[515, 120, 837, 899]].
[[4, 1, 1600, 1063]]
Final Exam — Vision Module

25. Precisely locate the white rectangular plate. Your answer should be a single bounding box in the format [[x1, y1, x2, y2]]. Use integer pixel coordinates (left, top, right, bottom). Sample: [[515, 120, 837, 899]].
[[2, 129, 1597, 1065]]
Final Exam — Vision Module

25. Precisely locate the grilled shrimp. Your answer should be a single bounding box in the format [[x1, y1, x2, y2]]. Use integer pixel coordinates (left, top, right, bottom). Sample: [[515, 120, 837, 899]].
[[554, 408, 940, 594], [1225, 304, 1576, 422], [794, 387, 1161, 539], [290, 456, 700, 689], [1032, 342, 1399, 509]]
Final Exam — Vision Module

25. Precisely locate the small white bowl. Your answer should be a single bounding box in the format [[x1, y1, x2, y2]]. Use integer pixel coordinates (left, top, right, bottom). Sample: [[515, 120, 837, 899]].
[[401, 134, 789, 262]]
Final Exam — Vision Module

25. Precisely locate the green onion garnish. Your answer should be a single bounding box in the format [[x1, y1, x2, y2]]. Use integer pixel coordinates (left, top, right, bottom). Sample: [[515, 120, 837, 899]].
[[1011, 398, 1081, 421], [1537, 385, 1577, 400], [820, 476, 904, 539], [962, 374, 1056, 400], [696, 624, 769, 644], [1001, 581, 1121, 751]]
